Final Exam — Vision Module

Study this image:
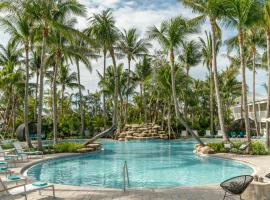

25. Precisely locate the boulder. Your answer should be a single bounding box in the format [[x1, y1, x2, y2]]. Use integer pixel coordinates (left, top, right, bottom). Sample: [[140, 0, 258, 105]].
[[126, 136, 133, 140], [77, 147, 94, 153], [87, 143, 101, 149], [118, 138, 125, 141]]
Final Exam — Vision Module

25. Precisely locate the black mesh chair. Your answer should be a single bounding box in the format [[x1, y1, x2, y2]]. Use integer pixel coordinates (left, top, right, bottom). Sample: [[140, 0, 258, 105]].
[[220, 175, 254, 200]]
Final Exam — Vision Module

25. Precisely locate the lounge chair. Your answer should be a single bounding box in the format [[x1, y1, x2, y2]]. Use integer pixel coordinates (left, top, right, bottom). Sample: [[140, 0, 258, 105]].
[[181, 130, 188, 137], [205, 130, 212, 137], [1, 175, 27, 186], [216, 130, 223, 138], [0, 178, 55, 200], [13, 142, 43, 159], [220, 175, 253, 200], [0, 167, 13, 177], [0, 146, 18, 167]]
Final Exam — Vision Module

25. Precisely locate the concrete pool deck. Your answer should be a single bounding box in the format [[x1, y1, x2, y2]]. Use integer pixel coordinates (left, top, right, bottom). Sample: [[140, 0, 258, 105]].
[[0, 153, 270, 200]]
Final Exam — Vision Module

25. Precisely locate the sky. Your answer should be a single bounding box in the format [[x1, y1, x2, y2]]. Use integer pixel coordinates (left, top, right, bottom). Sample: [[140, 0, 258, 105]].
[[0, 0, 267, 97]]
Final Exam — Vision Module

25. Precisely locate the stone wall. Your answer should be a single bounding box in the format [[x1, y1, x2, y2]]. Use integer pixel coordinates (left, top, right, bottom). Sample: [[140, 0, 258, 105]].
[[116, 123, 168, 141]]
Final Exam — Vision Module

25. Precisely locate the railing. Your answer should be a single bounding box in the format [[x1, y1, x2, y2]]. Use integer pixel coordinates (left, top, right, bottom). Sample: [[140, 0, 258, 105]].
[[123, 160, 129, 191]]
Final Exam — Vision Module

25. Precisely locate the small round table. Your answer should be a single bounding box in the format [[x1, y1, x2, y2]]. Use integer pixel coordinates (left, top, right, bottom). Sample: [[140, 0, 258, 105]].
[[242, 181, 270, 200]]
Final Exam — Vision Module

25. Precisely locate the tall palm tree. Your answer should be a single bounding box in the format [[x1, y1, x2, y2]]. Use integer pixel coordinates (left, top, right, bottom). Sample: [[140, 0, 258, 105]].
[[199, 31, 221, 135], [179, 40, 201, 122], [222, 0, 262, 144], [58, 64, 81, 115], [117, 28, 150, 124], [71, 38, 93, 136], [261, 0, 270, 147], [90, 9, 120, 129], [148, 16, 205, 146], [135, 56, 152, 123], [27, 0, 86, 149], [182, 0, 229, 141], [245, 28, 265, 136], [0, 8, 34, 147]]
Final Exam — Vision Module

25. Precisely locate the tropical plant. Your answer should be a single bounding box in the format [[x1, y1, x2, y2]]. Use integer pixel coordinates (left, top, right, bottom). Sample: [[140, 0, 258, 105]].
[[148, 16, 205, 146], [222, 0, 262, 144], [182, 0, 229, 141], [117, 28, 150, 124]]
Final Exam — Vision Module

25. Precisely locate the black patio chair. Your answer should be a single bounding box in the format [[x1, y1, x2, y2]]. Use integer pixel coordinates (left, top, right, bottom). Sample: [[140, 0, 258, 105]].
[[220, 175, 254, 200]]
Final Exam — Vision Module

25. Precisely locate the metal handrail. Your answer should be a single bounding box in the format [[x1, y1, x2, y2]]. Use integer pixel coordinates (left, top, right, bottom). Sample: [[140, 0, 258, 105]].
[[123, 160, 129, 191]]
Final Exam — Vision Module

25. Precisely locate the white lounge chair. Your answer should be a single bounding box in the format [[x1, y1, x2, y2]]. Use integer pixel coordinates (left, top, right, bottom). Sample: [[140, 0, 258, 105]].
[[0, 146, 18, 167], [13, 142, 43, 159], [205, 130, 211, 137], [0, 178, 55, 200], [181, 130, 188, 137], [1, 175, 26, 186], [0, 167, 13, 177], [216, 130, 223, 138], [193, 130, 198, 136]]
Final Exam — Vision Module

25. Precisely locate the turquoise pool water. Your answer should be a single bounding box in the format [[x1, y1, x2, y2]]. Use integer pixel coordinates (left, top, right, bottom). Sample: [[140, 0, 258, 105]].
[[26, 140, 253, 189]]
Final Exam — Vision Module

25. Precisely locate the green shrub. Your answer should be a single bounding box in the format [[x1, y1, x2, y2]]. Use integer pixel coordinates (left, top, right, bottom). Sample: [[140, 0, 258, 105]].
[[207, 142, 225, 152], [230, 148, 240, 154], [53, 142, 84, 153], [208, 141, 268, 155], [1, 143, 13, 150], [250, 141, 268, 155]]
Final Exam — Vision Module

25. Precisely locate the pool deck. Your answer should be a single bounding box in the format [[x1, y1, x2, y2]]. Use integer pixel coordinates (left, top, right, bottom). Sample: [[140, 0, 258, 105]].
[[1, 153, 270, 200]]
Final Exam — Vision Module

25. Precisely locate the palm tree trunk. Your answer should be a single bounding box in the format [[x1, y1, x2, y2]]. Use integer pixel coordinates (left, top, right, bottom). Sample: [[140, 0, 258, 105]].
[[24, 43, 32, 147], [61, 84, 64, 115], [169, 49, 205, 146], [266, 30, 270, 147], [34, 71, 39, 122], [12, 94, 16, 134], [238, 29, 251, 143], [52, 61, 58, 144], [209, 64, 214, 136], [139, 83, 144, 123], [109, 48, 118, 128], [37, 26, 48, 150], [252, 49, 259, 136], [210, 19, 229, 141], [167, 105, 171, 140], [125, 58, 131, 125], [102, 49, 107, 130], [142, 83, 147, 123], [76, 60, 85, 136]]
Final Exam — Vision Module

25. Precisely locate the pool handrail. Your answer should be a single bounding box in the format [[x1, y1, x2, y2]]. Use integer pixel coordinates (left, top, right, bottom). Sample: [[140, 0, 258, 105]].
[[123, 160, 129, 191]]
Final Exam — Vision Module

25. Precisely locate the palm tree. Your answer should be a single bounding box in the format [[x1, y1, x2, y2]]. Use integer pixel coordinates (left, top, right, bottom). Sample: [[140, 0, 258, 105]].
[[199, 31, 221, 136], [179, 40, 201, 122], [0, 41, 22, 132], [27, 0, 86, 149], [0, 8, 34, 147], [117, 28, 150, 124], [90, 9, 120, 129], [58, 64, 81, 115], [182, 0, 229, 141], [135, 56, 152, 123], [222, 0, 261, 144], [148, 16, 205, 146], [72, 38, 93, 136], [262, 0, 270, 147], [245, 28, 265, 136]]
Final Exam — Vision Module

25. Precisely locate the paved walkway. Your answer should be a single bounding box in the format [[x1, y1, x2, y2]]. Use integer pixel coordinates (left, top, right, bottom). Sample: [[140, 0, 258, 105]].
[[0, 153, 269, 200]]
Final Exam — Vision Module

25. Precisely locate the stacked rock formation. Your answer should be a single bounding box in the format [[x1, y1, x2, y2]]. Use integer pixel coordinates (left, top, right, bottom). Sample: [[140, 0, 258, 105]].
[[117, 124, 168, 141]]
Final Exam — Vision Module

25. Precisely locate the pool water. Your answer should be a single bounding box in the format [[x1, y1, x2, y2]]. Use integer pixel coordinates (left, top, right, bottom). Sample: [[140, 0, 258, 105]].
[[26, 140, 253, 189]]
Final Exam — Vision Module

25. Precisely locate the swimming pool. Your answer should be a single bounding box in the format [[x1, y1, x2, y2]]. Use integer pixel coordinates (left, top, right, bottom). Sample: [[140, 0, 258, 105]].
[[26, 140, 253, 189]]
